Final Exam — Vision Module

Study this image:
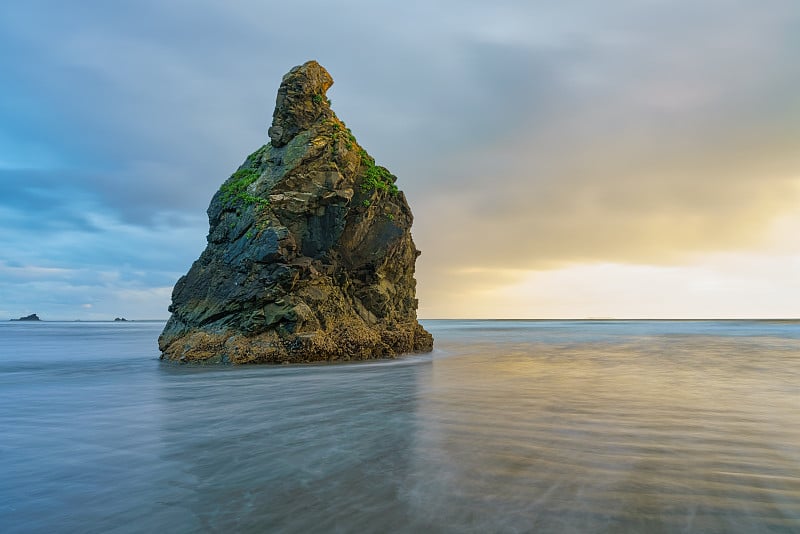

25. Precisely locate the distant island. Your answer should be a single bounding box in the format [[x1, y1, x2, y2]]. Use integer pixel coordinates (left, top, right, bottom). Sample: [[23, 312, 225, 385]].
[[114, 317, 128, 322], [12, 313, 41, 321]]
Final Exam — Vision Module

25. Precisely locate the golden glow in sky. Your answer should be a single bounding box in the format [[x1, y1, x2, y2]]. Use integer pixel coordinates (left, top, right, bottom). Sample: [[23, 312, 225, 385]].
[[418, 201, 800, 318]]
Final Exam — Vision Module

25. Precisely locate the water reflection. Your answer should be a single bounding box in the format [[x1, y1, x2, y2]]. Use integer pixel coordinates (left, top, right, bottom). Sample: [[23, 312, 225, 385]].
[[151, 360, 425, 532], [406, 328, 800, 533], [1, 321, 799, 533]]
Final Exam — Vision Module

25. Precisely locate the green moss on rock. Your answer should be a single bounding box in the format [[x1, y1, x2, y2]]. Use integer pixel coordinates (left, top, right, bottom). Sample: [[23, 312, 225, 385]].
[[159, 60, 432, 365]]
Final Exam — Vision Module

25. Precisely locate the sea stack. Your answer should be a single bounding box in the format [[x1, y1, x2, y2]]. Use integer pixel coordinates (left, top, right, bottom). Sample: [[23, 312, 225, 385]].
[[159, 61, 433, 364]]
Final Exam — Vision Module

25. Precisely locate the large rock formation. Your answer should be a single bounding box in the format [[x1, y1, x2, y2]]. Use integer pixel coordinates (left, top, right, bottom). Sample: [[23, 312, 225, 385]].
[[159, 61, 433, 364]]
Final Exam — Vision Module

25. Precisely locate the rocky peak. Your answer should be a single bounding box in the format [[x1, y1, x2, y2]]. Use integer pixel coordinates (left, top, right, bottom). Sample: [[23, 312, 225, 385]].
[[268, 60, 335, 147], [159, 60, 433, 364]]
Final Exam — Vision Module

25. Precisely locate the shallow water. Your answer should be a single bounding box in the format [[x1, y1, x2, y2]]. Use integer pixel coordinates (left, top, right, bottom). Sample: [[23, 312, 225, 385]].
[[1, 320, 799, 533]]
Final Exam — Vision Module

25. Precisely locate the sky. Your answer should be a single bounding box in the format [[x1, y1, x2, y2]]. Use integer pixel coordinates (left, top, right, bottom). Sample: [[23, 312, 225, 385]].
[[1, 0, 799, 320]]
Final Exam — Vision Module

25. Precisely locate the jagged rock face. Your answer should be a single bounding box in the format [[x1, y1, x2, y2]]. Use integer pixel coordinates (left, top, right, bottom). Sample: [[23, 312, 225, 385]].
[[159, 60, 433, 364]]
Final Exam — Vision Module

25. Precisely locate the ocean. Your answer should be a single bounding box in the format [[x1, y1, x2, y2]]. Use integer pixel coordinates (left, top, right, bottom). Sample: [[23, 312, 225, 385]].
[[1, 319, 799, 533]]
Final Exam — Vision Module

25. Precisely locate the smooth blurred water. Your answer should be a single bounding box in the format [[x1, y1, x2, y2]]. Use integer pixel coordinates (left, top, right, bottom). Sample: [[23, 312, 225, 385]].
[[1, 320, 799, 533]]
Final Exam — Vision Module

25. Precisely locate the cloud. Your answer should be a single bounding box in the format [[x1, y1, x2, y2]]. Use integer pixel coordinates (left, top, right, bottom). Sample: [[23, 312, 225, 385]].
[[1, 0, 798, 318], [419, 251, 800, 319], [0, 259, 178, 320], [408, 1, 800, 300]]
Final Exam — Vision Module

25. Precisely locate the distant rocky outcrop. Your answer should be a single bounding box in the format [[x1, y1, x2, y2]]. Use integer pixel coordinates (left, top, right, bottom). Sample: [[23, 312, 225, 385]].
[[13, 314, 40, 321], [159, 61, 433, 364], [114, 317, 128, 322]]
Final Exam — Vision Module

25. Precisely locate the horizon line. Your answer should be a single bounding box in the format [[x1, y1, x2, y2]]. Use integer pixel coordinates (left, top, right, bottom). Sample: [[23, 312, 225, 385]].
[[5, 317, 800, 322]]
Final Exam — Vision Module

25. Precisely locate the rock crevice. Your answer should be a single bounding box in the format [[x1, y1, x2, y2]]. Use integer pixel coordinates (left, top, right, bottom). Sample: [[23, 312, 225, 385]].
[[159, 60, 433, 364]]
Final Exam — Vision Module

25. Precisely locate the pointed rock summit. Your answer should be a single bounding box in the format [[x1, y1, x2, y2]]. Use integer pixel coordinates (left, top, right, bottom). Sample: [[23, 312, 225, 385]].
[[159, 61, 433, 364]]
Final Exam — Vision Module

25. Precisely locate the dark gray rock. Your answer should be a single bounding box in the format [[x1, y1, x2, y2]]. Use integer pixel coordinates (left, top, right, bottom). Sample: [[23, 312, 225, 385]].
[[159, 61, 432, 364], [13, 314, 40, 321]]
